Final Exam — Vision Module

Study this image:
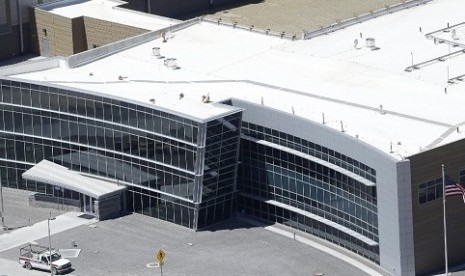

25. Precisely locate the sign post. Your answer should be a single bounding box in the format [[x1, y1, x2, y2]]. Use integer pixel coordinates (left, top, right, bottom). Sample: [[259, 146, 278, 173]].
[[156, 249, 166, 275]]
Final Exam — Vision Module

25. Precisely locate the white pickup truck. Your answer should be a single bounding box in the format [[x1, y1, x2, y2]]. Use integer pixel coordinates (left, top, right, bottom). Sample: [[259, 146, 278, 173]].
[[19, 243, 72, 275]]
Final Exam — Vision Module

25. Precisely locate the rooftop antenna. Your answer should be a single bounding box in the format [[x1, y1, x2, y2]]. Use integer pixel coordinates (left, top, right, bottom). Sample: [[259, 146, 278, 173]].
[[179, 93, 184, 100], [340, 121, 345, 132], [291, 106, 295, 115], [322, 113, 325, 124], [261, 96, 264, 106], [390, 141, 394, 153]]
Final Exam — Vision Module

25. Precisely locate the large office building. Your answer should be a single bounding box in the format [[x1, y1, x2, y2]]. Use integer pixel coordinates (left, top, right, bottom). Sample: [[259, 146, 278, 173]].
[[1, 0, 465, 275]]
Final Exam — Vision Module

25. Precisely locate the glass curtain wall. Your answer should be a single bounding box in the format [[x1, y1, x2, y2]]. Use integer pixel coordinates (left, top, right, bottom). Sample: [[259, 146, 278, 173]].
[[237, 123, 379, 262], [0, 78, 199, 228], [197, 113, 242, 229]]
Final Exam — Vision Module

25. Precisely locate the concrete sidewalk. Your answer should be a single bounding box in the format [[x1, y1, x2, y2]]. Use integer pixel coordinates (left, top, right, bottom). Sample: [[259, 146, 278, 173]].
[[238, 216, 388, 276], [0, 212, 97, 253]]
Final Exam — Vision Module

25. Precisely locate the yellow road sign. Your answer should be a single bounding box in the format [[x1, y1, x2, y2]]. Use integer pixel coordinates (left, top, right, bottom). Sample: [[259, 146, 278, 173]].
[[156, 249, 166, 263]]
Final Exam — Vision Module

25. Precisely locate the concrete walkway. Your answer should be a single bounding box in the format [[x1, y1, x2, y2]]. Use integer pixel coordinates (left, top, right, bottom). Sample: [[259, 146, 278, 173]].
[[0, 212, 97, 253], [239, 216, 389, 276]]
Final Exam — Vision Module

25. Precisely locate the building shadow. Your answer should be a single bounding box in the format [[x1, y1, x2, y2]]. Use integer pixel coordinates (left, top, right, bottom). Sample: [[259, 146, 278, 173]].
[[199, 215, 273, 232]]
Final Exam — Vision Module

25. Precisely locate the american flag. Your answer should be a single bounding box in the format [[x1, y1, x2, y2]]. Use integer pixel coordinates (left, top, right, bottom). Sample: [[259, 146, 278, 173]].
[[445, 177, 465, 203]]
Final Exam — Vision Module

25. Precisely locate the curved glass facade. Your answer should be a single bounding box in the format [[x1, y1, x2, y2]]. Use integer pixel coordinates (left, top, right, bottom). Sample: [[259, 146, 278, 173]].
[[0, 78, 242, 230], [1, 77, 380, 263], [237, 122, 379, 262]]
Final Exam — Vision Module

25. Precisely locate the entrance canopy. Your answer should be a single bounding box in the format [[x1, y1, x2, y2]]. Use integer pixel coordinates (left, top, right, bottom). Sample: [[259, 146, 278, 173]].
[[22, 160, 126, 199]]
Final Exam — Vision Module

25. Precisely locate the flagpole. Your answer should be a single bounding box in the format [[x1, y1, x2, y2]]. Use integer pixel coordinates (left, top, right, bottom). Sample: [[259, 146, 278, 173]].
[[442, 164, 448, 276]]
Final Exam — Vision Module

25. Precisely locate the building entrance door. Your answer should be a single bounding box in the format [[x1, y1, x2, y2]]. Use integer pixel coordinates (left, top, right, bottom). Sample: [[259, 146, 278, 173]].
[[80, 195, 94, 214]]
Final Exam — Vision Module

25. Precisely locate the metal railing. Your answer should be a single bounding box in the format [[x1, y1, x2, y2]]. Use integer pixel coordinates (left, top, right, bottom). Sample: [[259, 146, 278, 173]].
[[404, 49, 465, 72], [201, 18, 297, 40]]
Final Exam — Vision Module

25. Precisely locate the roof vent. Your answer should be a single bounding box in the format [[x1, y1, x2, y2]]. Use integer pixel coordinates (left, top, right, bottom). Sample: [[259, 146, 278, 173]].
[[164, 58, 179, 70], [179, 93, 184, 100], [452, 29, 459, 40], [152, 47, 162, 58], [149, 98, 156, 104], [366, 38, 380, 51], [161, 32, 167, 43], [378, 104, 386, 114], [354, 39, 362, 50], [201, 94, 210, 103]]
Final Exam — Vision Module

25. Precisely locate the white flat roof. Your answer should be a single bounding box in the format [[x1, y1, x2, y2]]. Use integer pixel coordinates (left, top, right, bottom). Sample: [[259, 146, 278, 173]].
[[11, 0, 465, 158], [39, 0, 177, 31]]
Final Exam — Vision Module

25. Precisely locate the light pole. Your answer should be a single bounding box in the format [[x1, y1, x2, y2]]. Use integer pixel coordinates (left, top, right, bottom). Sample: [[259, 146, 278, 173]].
[[48, 212, 56, 276]]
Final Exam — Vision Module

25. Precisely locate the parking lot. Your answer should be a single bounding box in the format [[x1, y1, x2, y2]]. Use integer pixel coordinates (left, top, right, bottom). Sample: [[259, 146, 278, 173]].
[[0, 188, 377, 276]]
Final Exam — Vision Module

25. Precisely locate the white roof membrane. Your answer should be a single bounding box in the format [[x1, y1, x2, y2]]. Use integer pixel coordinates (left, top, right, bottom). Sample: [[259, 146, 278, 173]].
[[22, 160, 127, 199], [11, 0, 465, 158]]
